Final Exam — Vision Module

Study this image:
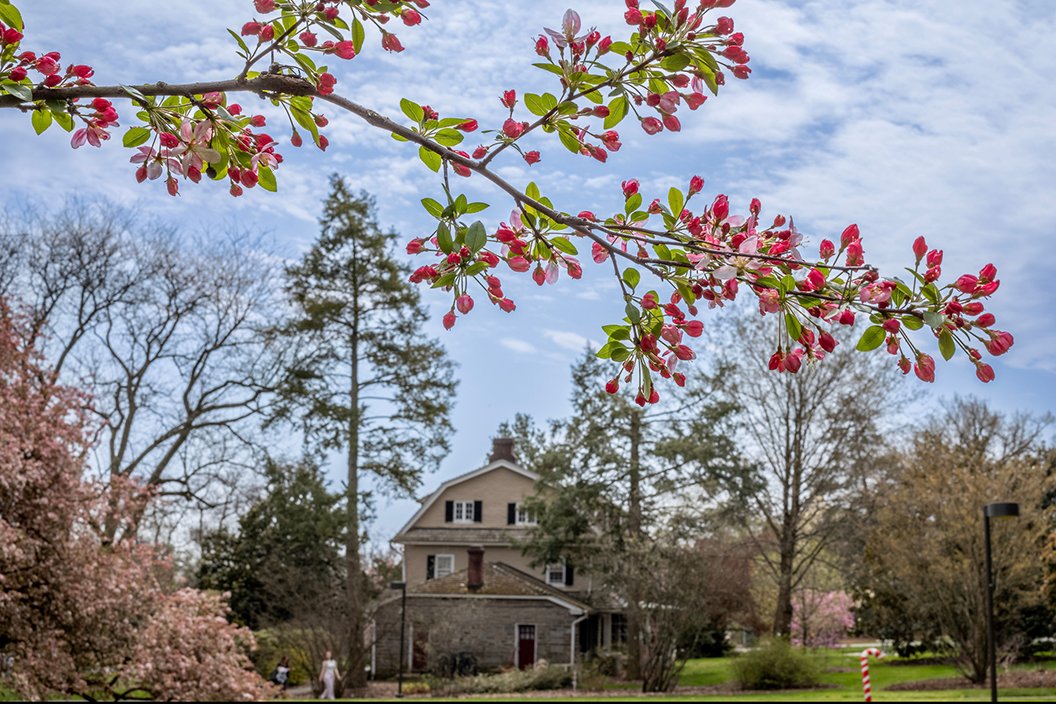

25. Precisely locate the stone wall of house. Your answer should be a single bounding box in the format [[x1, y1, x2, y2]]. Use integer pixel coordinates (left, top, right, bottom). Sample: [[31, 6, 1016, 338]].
[[371, 596, 577, 677]]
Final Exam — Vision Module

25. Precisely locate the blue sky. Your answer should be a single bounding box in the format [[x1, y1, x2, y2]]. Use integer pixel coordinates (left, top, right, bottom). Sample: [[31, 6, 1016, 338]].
[[4, 0, 1055, 543]]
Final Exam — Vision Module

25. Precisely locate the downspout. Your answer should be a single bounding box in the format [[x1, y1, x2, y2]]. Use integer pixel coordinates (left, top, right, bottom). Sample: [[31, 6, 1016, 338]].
[[571, 613, 589, 691]]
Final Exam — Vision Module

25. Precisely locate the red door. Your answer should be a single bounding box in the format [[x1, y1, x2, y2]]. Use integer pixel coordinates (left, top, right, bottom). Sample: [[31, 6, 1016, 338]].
[[517, 625, 536, 670]]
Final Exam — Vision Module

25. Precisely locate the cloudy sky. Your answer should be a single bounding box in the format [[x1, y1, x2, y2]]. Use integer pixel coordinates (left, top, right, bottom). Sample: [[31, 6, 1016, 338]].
[[4, 0, 1054, 541]]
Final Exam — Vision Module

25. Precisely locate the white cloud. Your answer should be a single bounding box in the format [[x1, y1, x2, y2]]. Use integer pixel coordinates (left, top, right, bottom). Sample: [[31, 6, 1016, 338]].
[[499, 338, 537, 354]]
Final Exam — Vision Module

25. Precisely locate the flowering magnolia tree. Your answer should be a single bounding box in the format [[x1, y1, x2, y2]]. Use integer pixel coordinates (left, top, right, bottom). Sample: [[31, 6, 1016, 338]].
[[0, 0, 1014, 403], [790, 590, 855, 649], [0, 299, 272, 701]]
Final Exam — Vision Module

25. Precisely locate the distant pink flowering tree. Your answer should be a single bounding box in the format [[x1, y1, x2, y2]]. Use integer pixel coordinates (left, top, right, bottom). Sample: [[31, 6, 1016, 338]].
[[0, 0, 1013, 402], [790, 590, 856, 649], [0, 298, 271, 701]]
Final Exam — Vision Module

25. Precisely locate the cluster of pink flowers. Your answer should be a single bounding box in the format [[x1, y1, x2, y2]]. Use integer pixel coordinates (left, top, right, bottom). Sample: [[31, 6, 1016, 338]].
[[127, 95, 286, 197], [622, 0, 748, 136], [70, 97, 118, 148]]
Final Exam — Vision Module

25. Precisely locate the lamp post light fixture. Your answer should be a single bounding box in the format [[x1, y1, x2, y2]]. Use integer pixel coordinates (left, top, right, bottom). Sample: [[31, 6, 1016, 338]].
[[983, 502, 1019, 704], [389, 580, 407, 699]]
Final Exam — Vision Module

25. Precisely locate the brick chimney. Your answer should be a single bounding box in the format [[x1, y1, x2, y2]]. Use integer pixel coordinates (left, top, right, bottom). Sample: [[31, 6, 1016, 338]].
[[467, 546, 484, 591], [490, 437, 516, 463]]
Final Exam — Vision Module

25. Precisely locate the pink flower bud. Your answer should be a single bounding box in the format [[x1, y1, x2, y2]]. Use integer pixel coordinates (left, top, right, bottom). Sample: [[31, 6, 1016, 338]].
[[914, 353, 935, 383], [457, 119, 478, 132], [689, 175, 704, 195], [508, 257, 530, 273], [911, 236, 927, 262], [498, 298, 516, 313], [502, 118, 523, 138], [979, 263, 997, 281], [605, 378, 620, 394], [926, 249, 943, 268], [819, 239, 835, 259], [976, 363, 995, 383], [975, 313, 995, 328], [442, 311, 456, 330], [535, 36, 550, 56], [381, 33, 404, 52], [684, 320, 704, 337], [838, 309, 855, 326], [501, 89, 517, 109], [300, 31, 318, 47], [523, 151, 540, 165], [640, 117, 663, 135], [241, 21, 262, 36], [955, 274, 978, 293], [881, 318, 901, 334], [401, 9, 422, 26], [333, 40, 356, 59], [456, 294, 474, 314], [840, 223, 860, 246]]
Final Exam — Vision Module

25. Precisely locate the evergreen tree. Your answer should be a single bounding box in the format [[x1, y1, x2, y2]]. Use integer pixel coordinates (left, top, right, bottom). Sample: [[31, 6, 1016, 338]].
[[274, 177, 457, 690], [196, 458, 346, 630], [505, 351, 742, 689]]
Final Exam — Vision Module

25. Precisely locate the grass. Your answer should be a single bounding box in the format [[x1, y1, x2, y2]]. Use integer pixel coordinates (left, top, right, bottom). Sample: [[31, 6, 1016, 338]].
[[675, 647, 1056, 701]]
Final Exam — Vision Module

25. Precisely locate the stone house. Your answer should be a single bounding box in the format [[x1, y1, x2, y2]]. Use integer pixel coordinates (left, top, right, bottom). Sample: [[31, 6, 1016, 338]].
[[369, 439, 626, 676]]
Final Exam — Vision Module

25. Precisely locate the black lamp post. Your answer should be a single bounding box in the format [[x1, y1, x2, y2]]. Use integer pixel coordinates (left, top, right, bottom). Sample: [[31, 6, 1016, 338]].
[[983, 502, 1019, 704], [389, 581, 407, 699]]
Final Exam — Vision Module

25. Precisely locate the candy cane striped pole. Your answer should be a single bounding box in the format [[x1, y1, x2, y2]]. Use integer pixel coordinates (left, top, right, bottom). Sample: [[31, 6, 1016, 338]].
[[860, 648, 884, 702]]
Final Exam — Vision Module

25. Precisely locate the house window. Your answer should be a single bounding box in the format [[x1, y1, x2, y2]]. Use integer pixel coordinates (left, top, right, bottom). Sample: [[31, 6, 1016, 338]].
[[435, 554, 454, 578], [545, 563, 565, 586], [611, 613, 627, 645], [516, 504, 537, 526], [453, 501, 475, 523]]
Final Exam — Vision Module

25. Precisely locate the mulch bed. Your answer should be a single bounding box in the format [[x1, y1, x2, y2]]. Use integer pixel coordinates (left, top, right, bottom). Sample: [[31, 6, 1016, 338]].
[[887, 669, 1056, 691]]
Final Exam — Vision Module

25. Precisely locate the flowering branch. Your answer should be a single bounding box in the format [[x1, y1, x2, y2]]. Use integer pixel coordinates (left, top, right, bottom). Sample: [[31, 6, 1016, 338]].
[[0, 0, 1014, 404]]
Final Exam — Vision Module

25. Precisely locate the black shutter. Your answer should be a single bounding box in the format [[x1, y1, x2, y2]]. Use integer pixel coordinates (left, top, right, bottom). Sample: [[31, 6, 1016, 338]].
[[444, 501, 453, 523], [427, 555, 435, 580], [507, 503, 516, 525], [564, 563, 574, 586], [473, 500, 483, 523]]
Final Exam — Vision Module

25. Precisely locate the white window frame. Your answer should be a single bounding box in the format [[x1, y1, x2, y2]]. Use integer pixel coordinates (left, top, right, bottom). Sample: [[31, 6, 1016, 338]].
[[545, 562, 565, 586], [434, 554, 455, 579], [452, 500, 475, 523], [515, 503, 538, 526]]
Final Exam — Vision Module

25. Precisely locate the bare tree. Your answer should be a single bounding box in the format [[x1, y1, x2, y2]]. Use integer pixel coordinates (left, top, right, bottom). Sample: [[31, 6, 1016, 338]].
[[0, 201, 284, 543], [711, 311, 902, 636]]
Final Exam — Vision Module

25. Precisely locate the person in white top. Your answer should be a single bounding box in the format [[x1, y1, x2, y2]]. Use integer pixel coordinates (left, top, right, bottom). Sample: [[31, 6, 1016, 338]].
[[318, 650, 341, 700]]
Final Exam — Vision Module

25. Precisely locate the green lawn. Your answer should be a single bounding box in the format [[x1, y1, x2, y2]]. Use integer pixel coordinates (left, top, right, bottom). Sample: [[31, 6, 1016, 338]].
[[674, 648, 1056, 701]]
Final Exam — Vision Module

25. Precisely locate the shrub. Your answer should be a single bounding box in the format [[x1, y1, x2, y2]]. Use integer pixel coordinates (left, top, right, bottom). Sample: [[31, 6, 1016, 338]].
[[731, 639, 820, 690], [428, 662, 572, 696]]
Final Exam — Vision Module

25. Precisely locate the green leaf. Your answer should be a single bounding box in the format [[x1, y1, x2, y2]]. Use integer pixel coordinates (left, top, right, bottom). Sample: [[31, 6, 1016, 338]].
[[401, 98, 425, 123], [625, 302, 641, 324], [524, 93, 548, 117], [558, 128, 581, 153], [608, 41, 633, 55], [52, 111, 74, 132], [257, 165, 278, 192], [421, 197, 445, 218], [351, 18, 366, 55], [436, 223, 453, 254], [668, 187, 684, 217], [1, 81, 32, 103], [464, 202, 488, 214], [550, 237, 578, 255], [856, 325, 887, 352], [0, 2, 23, 30], [938, 329, 955, 361], [31, 108, 52, 135], [122, 126, 151, 148], [532, 62, 565, 77], [902, 315, 924, 331], [921, 283, 941, 305], [418, 145, 441, 172], [923, 311, 945, 330], [611, 346, 631, 363], [660, 53, 691, 72], [623, 267, 641, 290], [785, 314, 803, 343], [625, 193, 642, 215], [433, 129, 463, 147], [465, 221, 487, 252]]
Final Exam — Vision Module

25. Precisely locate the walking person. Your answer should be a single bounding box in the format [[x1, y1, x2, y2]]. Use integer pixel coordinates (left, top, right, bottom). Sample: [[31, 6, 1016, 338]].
[[319, 650, 340, 700], [270, 655, 291, 691]]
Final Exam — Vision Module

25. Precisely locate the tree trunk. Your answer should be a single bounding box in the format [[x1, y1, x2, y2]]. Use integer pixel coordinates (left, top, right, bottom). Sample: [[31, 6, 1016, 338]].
[[344, 278, 367, 690], [772, 521, 795, 637], [626, 411, 643, 681]]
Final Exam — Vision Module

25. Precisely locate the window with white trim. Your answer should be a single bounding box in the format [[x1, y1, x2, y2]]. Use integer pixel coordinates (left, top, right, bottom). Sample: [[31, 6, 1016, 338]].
[[453, 501, 475, 523], [435, 554, 455, 578], [516, 503, 538, 526], [545, 563, 565, 586]]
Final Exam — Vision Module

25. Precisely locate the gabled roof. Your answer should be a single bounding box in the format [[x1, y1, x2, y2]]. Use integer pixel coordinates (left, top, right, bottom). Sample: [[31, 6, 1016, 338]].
[[392, 459, 540, 541], [375, 561, 589, 615]]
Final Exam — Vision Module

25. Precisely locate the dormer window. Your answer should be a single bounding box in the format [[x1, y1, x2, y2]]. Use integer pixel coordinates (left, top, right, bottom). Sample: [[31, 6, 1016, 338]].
[[546, 563, 565, 586], [507, 502, 538, 526], [453, 500, 475, 523]]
